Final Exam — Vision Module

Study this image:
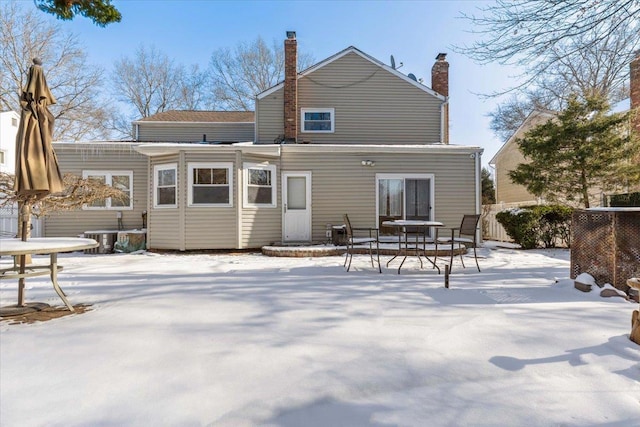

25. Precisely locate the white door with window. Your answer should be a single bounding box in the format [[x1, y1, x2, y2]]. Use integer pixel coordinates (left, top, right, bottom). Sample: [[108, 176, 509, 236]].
[[376, 174, 435, 236], [282, 172, 311, 242]]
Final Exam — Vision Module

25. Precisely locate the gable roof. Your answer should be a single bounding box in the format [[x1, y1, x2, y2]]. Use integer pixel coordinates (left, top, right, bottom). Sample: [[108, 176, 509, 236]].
[[489, 109, 556, 166], [256, 46, 446, 101], [134, 110, 254, 124]]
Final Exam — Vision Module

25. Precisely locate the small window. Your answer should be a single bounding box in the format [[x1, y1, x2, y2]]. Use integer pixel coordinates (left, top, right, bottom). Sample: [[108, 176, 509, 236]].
[[11, 117, 17, 127], [301, 108, 334, 133], [188, 162, 233, 207], [243, 163, 276, 207], [0, 150, 5, 165], [154, 163, 177, 208], [82, 171, 133, 210]]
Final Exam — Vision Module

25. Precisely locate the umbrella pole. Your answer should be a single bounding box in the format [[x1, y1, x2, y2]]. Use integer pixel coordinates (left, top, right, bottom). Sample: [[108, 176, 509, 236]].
[[17, 203, 30, 307]]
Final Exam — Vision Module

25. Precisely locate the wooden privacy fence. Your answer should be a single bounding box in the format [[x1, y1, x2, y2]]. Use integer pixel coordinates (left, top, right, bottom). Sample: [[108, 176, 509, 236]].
[[482, 201, 541, 242]]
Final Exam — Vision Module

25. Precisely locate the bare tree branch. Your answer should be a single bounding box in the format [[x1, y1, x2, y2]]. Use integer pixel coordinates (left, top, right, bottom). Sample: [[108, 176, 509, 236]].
[[0, 172, 126, 217], [0, 2, 113, 141], [208, 37, 315, 111]]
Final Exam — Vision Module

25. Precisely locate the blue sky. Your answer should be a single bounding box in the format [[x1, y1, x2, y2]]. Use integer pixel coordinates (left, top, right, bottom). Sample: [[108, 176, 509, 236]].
[[53, 0, 519, 167]]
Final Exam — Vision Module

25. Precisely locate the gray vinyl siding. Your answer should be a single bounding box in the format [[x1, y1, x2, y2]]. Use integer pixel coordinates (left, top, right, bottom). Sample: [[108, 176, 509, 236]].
[[256, 52, 443, 145], [147, 152, 240, 251], [240, 154, 282, 248], [183, 152, 237, 250], [137, 122, 254, 143], [45, 143, 148, 237], [280, 147, 476, 243], [255, 91, 284, 144], [147, 155, 180, 250]]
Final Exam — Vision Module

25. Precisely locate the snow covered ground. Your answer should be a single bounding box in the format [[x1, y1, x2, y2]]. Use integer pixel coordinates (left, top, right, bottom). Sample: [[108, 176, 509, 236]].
[[1, 243, 639, 426]]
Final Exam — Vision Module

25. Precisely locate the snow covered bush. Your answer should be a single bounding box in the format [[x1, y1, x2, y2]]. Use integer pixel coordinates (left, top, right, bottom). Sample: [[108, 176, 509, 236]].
[[496, 205, 573, 249]]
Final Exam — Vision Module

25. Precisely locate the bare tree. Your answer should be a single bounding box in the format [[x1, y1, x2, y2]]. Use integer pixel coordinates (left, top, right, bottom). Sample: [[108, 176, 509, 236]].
[[110, 45, 210, 138], [485, 20, 640, 140], [458, 0, 639, 69], [0, 2, 113, 141], [0, 171, 126, 219], [208, 36, 315, 110], [112, 45, 184, 118], [177, 64, 209, 111]]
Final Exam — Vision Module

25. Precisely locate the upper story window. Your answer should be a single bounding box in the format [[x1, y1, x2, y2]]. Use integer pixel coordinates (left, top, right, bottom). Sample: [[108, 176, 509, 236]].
[[11, 117, 17, 127], [243, 163, 276, 207], [301, 108, 335, 133], [154, 163, 177, 208], [82, 170, 133, 210], [188, 162, 233, 207]]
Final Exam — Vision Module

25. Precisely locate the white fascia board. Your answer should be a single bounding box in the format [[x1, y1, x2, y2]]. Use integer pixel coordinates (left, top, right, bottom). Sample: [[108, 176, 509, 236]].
[[131, 120, 254, 125], [134, 142, 280, 158], [257, 46, 446, 102]]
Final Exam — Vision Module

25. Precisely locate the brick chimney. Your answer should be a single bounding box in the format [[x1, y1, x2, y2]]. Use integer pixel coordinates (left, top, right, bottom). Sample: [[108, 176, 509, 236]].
[[631, 50, 640, 134], [284, 31, 298, 143], [431, 53, 449, 144]]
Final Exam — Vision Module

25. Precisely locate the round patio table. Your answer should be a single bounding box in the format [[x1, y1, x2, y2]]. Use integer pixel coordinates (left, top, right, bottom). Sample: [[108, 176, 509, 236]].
[[1, 237, 98, 312], [382, 220, 443, 274]]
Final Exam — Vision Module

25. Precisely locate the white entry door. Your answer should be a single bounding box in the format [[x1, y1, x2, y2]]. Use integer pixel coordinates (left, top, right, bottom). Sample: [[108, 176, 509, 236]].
[[282, 172, 311, 242]]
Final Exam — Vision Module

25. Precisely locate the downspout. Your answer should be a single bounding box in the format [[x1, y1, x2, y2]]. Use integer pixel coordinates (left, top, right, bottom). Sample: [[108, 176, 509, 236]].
[[178, 151, 186, 251], [440, 97, 449, 144], [475, 150, 482, 242], [145, 156, 151, 250], [236, 150, 243, 249]]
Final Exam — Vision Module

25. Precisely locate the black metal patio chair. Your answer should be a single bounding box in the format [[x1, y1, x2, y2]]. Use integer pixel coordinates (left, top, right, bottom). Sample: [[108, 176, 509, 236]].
[[435, 214, 481, 272], [343, 214, 381, 273]]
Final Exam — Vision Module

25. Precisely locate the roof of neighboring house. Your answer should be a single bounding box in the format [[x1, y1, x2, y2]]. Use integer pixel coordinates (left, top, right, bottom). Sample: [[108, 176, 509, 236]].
[[257, 46, 446, 101], [134, 110, 255, 123], [611, 97, 631, 113], [489, 109, 556, 166]]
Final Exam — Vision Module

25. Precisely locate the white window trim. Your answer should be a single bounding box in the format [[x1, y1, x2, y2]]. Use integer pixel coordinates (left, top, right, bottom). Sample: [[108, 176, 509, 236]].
[[153, 163, 178, 209], [187, 162, 233, 207], [243, 162, 277, 208], [0, 150, 6, 165], [82, 170, 134, 210], [301, 108, 335, 133]]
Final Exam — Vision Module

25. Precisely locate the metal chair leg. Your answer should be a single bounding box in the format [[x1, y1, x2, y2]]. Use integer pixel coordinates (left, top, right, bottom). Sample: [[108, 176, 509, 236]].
[[472, 243, 480, 272]]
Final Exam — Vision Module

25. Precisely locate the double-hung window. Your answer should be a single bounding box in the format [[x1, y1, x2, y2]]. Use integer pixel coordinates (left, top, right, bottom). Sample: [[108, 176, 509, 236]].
[[188, 163, 233, 207], [82, 170, 133, 210], [301, 108, 335, 133], [243, 163, 276, 207], [154, 163, 177, 208]]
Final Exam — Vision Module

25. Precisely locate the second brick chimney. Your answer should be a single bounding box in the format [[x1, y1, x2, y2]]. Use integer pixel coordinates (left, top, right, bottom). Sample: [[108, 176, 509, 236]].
[[284, 31, 298, 143], [431, 53, 449, 144], [631, 50, 640, 134]]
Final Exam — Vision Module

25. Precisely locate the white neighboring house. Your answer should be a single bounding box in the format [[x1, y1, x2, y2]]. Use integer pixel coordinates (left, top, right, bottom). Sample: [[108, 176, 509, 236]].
[[0, 110, 19, 174], [0, 110, 43, 237]]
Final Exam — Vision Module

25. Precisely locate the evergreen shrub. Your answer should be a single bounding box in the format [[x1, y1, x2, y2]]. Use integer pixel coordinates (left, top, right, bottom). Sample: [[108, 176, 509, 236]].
[[496, 205, 573, 249]]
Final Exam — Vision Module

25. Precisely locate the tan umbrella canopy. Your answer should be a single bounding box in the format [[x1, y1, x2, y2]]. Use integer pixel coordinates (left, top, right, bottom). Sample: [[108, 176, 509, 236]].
[[14, 58, 64, 200], [13, 58, 64, 307]]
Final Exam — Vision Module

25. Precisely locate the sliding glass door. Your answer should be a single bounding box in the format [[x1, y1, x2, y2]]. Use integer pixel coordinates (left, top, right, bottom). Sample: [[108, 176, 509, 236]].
[[377, 174, 434, 236]]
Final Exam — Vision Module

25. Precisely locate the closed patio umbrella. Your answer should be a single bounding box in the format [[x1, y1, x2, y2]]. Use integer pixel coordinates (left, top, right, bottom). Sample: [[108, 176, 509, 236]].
[[13, 58, 64, 307], [14, 58, 64, 201]]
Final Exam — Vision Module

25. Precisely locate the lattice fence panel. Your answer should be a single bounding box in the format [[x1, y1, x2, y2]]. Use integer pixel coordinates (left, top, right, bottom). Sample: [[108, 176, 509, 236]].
[[571, 209, 640, 290]]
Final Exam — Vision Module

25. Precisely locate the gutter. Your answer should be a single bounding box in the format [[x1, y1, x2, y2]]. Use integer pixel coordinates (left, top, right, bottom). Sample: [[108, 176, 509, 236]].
[[440, 96, 449, 144]]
